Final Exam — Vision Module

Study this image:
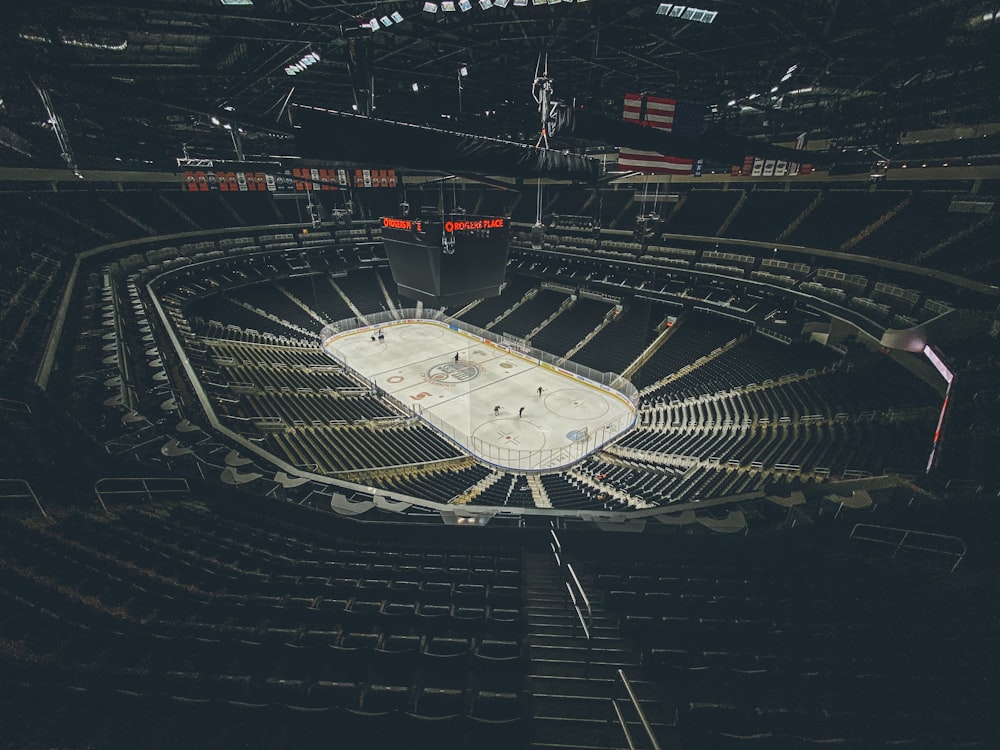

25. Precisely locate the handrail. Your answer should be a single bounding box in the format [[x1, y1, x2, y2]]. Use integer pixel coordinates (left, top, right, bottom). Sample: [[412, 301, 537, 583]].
[[551, 532, 592, 639], [617, 669, 662, 750], [566, 563, 592, 634], [611, 698, 638, 750], [564, 581, 590, 640]]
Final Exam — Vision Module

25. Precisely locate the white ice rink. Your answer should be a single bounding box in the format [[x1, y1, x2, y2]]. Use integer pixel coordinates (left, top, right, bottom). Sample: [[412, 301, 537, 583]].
[[322, 320, 636, 471]]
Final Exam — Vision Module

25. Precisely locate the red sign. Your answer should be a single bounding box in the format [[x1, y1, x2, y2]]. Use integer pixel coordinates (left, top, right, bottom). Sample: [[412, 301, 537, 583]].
[[443, 218, 505, 233], [382, 217, 423, 232]]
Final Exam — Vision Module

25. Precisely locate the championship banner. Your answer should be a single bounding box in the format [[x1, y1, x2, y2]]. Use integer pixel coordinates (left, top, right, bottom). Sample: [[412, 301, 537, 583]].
[[183, 167, 397, 192], [731, 156, 814, 177]]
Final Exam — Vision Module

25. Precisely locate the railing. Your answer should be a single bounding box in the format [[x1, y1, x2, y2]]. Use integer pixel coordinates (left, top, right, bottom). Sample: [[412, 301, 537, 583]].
[[94, 476, 191, 514], [850, 523, 967, 572], [320, 308, 639, 472], [0, 479, 47, 518], [550, 530, 593, 639], [614, 669, 664, 750], [321, 308, 638, 401], [0, 398, 31, 414]]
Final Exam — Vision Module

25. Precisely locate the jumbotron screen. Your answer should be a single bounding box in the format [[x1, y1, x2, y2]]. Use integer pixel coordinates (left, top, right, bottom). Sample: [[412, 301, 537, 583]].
[[380, 215, 511, 308]]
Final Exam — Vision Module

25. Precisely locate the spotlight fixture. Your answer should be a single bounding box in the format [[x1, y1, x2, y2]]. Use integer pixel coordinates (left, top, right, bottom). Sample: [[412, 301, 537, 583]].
[[458, 0, 472, 10], [210, 116, 221, 125], [441, 1, 456, 10], [479, 0, 492, 8], [369, 17, 380, 29], [411, 82, 420, 91], [459, 65, 469, 77], [380, 14, 392, 26], [494, 0, 509, 6], [513, 0, 528, 5], [391, 10, 404, 22], [423, 1, 438, 10]]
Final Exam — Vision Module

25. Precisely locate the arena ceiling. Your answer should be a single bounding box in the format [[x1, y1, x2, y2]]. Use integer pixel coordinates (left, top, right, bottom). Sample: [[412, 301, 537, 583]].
[[2, 0, 999, 170]]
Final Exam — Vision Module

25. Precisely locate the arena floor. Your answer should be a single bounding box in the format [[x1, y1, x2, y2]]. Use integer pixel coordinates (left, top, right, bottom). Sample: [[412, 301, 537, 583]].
[[322, 320, 636, 471]]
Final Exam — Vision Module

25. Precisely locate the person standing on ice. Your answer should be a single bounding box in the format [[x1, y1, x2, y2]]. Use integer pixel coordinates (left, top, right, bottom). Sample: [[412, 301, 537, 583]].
[[494, 405, 501, 417]]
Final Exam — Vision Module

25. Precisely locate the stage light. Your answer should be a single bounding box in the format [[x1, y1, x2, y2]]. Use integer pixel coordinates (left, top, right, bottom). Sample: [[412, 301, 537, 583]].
[[369, 17, 380, 29], [380, 14, 392, 26], [532, 0, 545, 5], [459, 65, 469, 77], [391, 10, 404, 22], [411, 82, 420, 91], [423, 1, 438, 10], [495, 0, 509, 6], [441, 1, 456, 10], [479, 0, 493, 8], [513, 0, 528, 5], [210, 116, 221, 125], [458, 0, 472, 10]]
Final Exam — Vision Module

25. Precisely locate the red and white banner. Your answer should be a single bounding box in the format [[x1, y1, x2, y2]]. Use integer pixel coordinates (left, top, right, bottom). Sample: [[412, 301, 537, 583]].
[[617, 151, 696, 173], [619, 93, 699, 175]]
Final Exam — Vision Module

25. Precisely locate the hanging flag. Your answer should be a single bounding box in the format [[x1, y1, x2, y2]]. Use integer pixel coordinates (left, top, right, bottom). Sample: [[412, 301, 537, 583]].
[[618, 93, 704, 174]]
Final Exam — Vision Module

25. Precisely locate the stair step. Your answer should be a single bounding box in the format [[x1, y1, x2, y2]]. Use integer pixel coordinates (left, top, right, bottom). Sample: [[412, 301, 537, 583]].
[[530, 641, 633, 655], [529, 675, 617, 698], [529, 659, 635, 680], [533, 694, 618, 720], [527, 608, 616, 621], [529, 715, 624, 749], [528, 634, 625, 648]]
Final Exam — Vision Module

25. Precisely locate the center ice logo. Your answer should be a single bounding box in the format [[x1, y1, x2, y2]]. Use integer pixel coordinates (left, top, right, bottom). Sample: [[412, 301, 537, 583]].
[[426, 361, 481, 384]]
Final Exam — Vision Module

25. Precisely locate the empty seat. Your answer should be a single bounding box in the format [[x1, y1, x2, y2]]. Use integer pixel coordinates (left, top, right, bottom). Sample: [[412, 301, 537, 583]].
[[362, 684, 411, 714], [422, 637, 471, 688], [305, 680, 359, 709]]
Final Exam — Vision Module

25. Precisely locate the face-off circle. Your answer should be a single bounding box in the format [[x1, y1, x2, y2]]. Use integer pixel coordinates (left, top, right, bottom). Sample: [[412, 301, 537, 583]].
[[545, 388, 611, 420], [426, 360, 481, 384], [400, 326, 445, 342]]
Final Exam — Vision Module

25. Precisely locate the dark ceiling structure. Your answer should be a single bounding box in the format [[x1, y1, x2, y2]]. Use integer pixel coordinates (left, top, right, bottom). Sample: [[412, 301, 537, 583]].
[[1, 0, 998, 172]]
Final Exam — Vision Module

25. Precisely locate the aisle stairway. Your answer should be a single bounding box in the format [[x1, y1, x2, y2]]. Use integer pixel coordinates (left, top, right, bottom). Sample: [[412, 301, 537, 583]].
[[522, 550, 673, 749]]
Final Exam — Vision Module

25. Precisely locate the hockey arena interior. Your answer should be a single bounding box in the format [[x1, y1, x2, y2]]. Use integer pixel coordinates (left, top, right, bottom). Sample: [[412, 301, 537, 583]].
[[2, 1, 1000, 748]]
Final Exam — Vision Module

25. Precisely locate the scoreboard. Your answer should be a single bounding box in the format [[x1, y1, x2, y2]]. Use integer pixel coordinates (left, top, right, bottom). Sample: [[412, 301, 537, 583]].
[[380, 215, 511, 308]]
